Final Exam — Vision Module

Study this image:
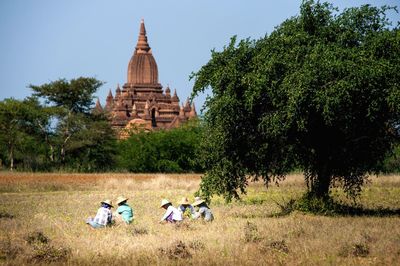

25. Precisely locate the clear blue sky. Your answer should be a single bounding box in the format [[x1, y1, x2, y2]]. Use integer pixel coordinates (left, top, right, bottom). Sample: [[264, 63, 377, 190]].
[[0, 0, 398, 111]]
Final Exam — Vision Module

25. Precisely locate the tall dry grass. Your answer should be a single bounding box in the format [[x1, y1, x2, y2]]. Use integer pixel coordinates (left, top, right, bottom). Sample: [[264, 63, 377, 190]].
[[0, 173, 399, 265]]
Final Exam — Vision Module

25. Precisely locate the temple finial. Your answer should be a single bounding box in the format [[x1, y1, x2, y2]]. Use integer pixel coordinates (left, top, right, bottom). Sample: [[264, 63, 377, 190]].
[[136, 19, 150, 53]]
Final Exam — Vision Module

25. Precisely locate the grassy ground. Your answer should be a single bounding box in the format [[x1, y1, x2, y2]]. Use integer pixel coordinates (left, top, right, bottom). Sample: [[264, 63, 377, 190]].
[[0, 172, 399, 265]]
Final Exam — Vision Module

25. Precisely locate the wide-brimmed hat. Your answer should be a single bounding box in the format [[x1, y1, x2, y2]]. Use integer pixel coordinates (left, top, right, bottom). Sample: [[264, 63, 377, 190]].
[[160, 199, 171, 208], [101, 199, 113, 208], [192, 197, 205, 206], [116, 196, 128, 205], [179, 197, 190, 205]]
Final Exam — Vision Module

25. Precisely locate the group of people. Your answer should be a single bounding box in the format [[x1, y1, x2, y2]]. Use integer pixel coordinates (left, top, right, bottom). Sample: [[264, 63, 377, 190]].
[[86, 196, 133, 229], [160, 197, 214, 223], [86, 196, 213, 229]]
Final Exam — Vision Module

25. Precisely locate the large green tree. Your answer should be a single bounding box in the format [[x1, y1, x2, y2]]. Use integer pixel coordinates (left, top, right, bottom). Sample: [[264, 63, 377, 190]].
[[191, 1, 400, 200]]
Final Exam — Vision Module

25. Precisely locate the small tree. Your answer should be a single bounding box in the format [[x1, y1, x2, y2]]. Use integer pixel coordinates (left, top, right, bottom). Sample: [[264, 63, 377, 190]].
[[29, 77, 117, 170], [0, 97, 49, 170], [0, 99, 29, 170], [191, 1, 400, 201]]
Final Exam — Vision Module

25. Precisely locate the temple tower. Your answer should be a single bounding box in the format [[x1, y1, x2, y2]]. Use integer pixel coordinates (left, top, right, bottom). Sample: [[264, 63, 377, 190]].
[[102, 19, 196, 135]]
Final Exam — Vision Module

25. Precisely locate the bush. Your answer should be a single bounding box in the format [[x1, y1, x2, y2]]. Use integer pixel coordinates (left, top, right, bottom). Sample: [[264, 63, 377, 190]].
[[0, 210, 14, 219], [338, 242, 370, 257], [243, 221, 261, 242], [25, 231, 70, 263], [25, 231, 49, 245], [0, 236, 22, 260], [158, 240, 192, 259], [382, 144, 400, 173], [28, 243, 70, 263], [129, 226, 148, 236], [117, 120, 203, 173]]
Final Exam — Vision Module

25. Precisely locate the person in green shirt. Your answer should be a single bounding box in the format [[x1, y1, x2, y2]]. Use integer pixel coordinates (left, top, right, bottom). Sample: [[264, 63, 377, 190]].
[[114, 196, 134, 225]]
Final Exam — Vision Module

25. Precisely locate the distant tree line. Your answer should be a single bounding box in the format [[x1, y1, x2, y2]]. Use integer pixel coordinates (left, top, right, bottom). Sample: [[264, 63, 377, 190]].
[[0, 76, 398, 174], [0, 77, 204, 173]]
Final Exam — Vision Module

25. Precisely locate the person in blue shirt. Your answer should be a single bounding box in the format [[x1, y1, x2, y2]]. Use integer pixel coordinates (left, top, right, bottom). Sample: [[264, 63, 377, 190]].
[[114, 196, 134, 225], [192, 197, 214, 222]]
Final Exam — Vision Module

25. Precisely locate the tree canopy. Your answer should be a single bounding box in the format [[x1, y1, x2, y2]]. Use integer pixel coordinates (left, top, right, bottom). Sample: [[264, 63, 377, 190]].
[[191, 1, 400, 200]]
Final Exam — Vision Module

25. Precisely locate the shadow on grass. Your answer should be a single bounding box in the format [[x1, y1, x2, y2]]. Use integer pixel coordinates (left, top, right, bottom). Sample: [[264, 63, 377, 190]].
[[273, 195, 400, 217]]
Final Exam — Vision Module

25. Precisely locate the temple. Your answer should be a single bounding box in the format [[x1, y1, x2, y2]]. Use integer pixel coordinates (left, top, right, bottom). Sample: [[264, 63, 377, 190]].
[[96, 19, 196, 135]]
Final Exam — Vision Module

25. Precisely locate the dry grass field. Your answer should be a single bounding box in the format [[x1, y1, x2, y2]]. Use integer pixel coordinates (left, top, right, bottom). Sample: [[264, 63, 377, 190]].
[[0, 172, 399, 265]]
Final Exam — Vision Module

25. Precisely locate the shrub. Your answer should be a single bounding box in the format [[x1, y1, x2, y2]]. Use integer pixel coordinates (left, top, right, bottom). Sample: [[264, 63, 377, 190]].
[[268, 240, 289, 254], [0, 236, 22, 260], [243, 221, 261, 242], [25, 231, 49, 245], [338, 242, 370, 257], [188, 239, 205, 251], [130, 226, 149, 236], [28, 243, 70, 263], [25, 231, 70, 263], [0, 211, 14, 219], [158, 240, 192, 259], [117, 120, 204, 173]]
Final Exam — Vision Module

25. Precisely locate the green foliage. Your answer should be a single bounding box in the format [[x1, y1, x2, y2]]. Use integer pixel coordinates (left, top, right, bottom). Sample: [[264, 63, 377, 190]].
[[0, 77, 117, 172], [117, 120, 203, 173], [30, 77, 103, 114], [62, 114, 117, 172], [192, 1, 400, 201], [0, 97, 50, 170], [27, 77, 117, 171], [382, 143, 400, 173]]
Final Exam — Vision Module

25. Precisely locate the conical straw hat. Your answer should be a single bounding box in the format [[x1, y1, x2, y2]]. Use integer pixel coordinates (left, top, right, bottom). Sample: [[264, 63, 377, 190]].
[[160, 199, 170, 208], [192, 197, 205, 206], [179, 197, 190, 205], [101, 199, 113, 208], [116, 196, 128, 205]]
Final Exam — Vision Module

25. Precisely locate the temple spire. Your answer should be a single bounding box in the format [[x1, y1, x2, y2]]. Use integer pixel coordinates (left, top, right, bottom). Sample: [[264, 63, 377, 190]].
[[93, 98, 103, 114], [131, 103, 137, 117], [136, 19, 151, 53]]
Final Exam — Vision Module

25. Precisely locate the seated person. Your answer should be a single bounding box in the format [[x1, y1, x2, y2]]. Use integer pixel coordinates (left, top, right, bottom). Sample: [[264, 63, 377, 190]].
[[177, 197, 195, 219], [114, 196, 134, 225], [160, 199, 183, 223], [192, 197, 214, 222], [86, 199, 113, 228]]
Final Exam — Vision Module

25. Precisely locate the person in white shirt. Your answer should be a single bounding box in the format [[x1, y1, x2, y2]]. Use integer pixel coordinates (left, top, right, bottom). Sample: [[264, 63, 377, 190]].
[[160, 199, 183, 223]]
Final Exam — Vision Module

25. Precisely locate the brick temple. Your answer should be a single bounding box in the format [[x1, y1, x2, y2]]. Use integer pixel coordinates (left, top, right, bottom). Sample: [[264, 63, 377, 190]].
[[95, 19, 197, 134]]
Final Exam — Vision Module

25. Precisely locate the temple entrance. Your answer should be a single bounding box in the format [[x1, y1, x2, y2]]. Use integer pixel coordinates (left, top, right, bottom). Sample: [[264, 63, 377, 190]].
[[151, 108, 157, 127]]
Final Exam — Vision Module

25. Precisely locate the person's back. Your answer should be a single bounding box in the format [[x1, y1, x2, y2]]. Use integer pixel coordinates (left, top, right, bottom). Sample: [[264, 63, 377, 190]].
[[94, 206, 113, 225], [160, 199, 183, 223], [86, 199, 113, 228], [117, 203, 133, 224], [115, 196, 134, 225], [197, 205, 214, 222], [192, 197, 214, 222]]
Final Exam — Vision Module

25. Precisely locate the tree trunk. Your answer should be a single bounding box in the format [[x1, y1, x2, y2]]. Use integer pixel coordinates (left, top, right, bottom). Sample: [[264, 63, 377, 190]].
[[9, 147, 14, 171], [61, 146, 65, 163], [310, 165, 331, 198], [50, 145, 54, 162]]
